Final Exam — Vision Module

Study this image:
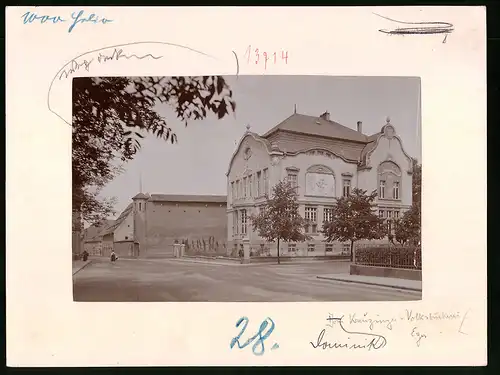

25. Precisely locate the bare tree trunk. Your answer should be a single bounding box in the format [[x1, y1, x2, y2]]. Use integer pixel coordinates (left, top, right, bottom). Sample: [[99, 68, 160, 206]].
[[350, 240, 355, 262], [277, 238, 281, 265]]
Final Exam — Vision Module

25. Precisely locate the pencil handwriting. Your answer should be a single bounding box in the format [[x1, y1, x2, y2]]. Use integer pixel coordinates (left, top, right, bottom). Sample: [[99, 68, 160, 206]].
[[373, 13, 454, 43]]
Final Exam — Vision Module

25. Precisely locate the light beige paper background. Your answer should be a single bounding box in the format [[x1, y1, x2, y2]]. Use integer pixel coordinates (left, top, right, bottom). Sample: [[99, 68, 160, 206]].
[[6, 6, 487, 366]]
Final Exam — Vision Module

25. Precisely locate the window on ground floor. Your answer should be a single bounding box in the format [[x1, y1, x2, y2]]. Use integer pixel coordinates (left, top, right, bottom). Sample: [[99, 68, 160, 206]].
[[240, 209, 248, 235], [308, 243, 315, 252], [304, 206, 318, 233], [288, 243, 297, 252], [323, 206, 334, 223], [342, 243, 351, 254], [325, 243, 334, 252]]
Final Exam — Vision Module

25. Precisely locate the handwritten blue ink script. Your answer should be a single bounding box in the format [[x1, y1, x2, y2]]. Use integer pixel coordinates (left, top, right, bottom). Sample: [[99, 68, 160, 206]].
[[21, 10, 113, 33], [230, 317, 279, 356]]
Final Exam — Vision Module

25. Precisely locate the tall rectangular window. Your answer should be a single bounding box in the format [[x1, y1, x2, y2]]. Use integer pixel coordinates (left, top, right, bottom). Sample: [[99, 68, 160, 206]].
[[248, 175, 253, 197], [379, 209, 385, 218], [379, 180, 386, 199], [234, 211, 239, 234], [323, 207, 334, 223], [393, 181, 400, 199], [240, 209, 247, 235], [231, 182, 235, 201], [287, 172, 298, 192], [263, 168, 269, 196], [305, 206, 318, 233], [343, 179, 351, 197], [256, 171, 262, 196], [243, 177, 247, 198]]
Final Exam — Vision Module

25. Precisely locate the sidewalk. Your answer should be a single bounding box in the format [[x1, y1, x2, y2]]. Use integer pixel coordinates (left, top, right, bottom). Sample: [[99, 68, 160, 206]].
[[316, 274, 422, 292], [72, 260, 92, 275]]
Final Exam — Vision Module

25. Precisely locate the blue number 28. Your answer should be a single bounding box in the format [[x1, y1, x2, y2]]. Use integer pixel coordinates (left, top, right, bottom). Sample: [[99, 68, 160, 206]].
[[230, 316, 276, 356]]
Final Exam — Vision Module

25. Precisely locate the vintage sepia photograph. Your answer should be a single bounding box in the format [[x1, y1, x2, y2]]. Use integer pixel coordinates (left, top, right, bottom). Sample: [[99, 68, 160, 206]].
[[72, 75, 422, 302]]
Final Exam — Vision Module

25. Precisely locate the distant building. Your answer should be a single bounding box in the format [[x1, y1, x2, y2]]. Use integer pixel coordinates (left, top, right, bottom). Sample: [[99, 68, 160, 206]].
[[87, 194, 227, 258], [226, 112, 414, 257], [82, 219, 114, 256]]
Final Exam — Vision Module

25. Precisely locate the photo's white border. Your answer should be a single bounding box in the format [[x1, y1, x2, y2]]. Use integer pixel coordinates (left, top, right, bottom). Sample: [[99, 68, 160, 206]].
[[6, 6, 486, 366]]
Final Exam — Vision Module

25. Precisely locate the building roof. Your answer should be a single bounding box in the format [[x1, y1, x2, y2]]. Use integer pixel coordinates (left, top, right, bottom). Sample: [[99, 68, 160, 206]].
[[261, 113, 369, 143], [101, 203, 134, 235], [83, 219, 115, 242], [149, 194, 227, 203], [132, 192, 149, 199]]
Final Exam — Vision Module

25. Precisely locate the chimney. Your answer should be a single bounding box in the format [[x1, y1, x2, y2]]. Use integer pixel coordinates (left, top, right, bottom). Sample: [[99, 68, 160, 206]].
[[357, 121, 363, 133], [320, 111, 330, 121]]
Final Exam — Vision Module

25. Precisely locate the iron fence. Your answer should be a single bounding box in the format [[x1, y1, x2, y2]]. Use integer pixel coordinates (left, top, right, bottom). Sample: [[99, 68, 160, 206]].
[[355, 246, 421, 270]]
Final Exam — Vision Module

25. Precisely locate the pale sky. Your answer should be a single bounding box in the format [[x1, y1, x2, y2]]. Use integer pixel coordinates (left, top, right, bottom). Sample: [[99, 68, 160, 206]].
[[98, 76, 421, 217]]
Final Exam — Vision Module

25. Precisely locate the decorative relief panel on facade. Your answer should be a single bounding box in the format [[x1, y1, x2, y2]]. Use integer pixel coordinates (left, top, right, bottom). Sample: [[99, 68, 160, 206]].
[[384, 124, 396, 139], [377, 161, 402, 176], [243, 146, 252, 160], [270, 155, 284, 166], [305, 165, 335, 197], [304, 149, 338, 159], [305, 173, 335, 197]]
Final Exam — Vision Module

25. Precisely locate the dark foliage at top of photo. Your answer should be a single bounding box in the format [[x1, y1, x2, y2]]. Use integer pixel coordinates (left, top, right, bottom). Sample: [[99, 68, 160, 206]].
[[72, 76, 236, 225]]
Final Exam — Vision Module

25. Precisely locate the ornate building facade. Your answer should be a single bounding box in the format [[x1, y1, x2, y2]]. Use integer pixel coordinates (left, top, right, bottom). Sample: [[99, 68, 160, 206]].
[[226, 111, 414, 258]]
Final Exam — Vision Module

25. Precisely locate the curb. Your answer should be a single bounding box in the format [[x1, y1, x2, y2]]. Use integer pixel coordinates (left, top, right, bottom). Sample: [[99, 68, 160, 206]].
[[316, 275, 422, 292], [72, 260, 93, 276], [167, 258, 351, 267]]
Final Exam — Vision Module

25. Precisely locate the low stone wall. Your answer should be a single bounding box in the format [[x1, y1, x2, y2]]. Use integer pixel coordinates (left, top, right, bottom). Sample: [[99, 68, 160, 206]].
[[247, 255, 350, 264], [183, 254, 350, 264], [350, 264, 422, 281]]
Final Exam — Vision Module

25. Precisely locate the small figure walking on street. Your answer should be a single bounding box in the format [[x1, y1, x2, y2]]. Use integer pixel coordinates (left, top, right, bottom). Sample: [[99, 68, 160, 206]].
[[110, 250, 118, 262]]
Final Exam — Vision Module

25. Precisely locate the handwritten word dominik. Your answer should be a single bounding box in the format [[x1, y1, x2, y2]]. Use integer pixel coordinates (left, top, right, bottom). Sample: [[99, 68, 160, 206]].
[[244, 45, 289, 70], [21, 10, 113, 33], [230, 317, 279, 356]]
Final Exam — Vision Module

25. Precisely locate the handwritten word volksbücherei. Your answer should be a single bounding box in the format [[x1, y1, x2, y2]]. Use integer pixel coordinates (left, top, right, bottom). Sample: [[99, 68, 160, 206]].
[[21, 9, 113, 33], [314, 310, 470, 350]]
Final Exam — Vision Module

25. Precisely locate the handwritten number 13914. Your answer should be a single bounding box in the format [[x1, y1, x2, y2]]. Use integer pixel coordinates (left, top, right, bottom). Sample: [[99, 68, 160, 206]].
[[245, 45, 289, 69], [230, 317, 278, 356]]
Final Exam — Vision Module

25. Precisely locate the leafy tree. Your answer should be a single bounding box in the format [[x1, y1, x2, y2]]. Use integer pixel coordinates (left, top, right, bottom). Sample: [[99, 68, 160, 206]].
[[393, 161, 422, 246], [322, 188, 384, 262], [250, 180, 310, 264], [412, 160, 422, 213], [72, 76, 236, 225]]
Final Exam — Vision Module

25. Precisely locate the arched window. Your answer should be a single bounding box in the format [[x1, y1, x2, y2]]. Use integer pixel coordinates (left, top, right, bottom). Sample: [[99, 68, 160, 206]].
[[304, 165, 335, 197], [377, 161, 402, 200]]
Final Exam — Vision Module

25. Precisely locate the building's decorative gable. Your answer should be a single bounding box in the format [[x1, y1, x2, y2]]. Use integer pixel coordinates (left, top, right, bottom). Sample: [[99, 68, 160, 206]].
[[362, 119, 414, 173], [226, 133, 272, 177]]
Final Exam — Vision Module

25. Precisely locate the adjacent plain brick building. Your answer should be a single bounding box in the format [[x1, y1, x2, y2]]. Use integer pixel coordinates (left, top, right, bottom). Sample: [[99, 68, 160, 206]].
[[85, 194, 227, 258]]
